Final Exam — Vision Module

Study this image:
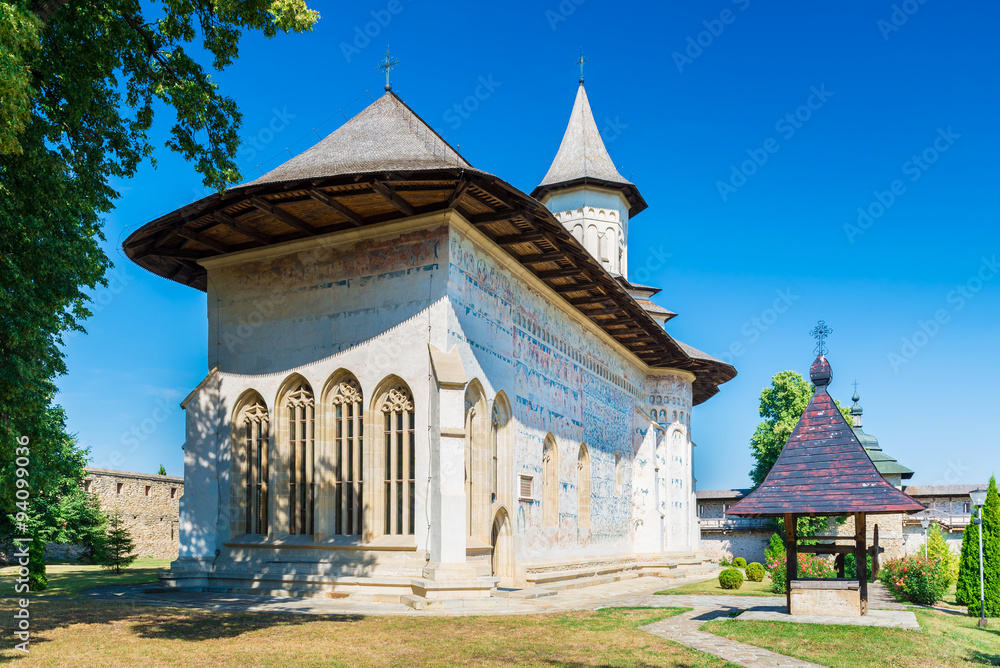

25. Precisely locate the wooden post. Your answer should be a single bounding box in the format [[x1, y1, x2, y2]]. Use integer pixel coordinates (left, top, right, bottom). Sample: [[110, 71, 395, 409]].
[[855, 512, 868, 616], [871, 524, 881, 579], [784, 513, 797, 613], [835, 553, 845, 578]]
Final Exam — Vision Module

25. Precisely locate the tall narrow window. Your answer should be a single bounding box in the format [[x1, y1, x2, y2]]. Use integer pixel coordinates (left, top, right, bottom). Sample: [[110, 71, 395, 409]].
[[490, 404, 500, 504], [240, 399, 269, 535], [577, 444, 591, 529], [615, 451, 622, 495], [286, 384, 314, 535], [542, 434, 558, 527], [382, 385, 415, 536], [331, 378, 364, 536]]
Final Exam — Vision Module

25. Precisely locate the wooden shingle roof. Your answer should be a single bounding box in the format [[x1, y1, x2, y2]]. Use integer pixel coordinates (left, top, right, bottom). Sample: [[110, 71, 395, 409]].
[[122, 90, 734, 403], [726, 355, 925, 517], [530, 83, 646, 218]]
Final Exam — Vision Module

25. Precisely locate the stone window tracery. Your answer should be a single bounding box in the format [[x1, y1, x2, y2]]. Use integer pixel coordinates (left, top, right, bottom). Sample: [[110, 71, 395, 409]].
[[331, 378, 363, 536], [382, 385, 415, 536], [241, 399, 269, 535], [286, 384, 315, 535]]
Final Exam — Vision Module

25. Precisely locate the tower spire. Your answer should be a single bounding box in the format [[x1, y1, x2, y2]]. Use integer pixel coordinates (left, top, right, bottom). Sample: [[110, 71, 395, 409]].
[[377, 47, 400, 92], [576, 49, 590, 84]]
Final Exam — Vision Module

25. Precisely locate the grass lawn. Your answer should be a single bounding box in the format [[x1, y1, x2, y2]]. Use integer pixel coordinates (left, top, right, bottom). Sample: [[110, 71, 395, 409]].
[[702, 607, 1000, 667], [0, 558, 170, 597], [0, 600, 740, 667], [657, 572, 779, 597]]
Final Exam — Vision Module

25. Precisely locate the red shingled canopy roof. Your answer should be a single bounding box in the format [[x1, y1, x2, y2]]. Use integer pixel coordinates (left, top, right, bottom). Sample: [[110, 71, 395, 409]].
[[726, 355, 926, 518]]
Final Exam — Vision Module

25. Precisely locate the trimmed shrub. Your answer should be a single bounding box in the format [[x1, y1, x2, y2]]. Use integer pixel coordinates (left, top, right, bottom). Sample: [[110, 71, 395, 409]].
[[719, 568, 744, 590], [733, 557, 747, 569], [879, 555, 948, 606], [926, 522, 959, 589], [746, 562, 765, 582]]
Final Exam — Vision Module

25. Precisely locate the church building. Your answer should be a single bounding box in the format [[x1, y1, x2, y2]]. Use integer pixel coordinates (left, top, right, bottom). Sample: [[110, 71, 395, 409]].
[[124, 78, 736, 605]]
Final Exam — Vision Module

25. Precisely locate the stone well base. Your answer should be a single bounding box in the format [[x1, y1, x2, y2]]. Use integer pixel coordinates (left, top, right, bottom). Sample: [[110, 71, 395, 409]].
[[790, 579, 861, 617]]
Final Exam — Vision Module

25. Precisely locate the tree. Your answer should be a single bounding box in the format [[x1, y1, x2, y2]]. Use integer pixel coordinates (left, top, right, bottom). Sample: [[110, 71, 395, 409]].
[[957, 510, 981, 606], [957, 476, 1000, 616], [157, 465, 167, 476], [102, 509, 137, 573], [0, 0, 319, 534], [926, 522, 959, 588], [748, 371, 852, 537]]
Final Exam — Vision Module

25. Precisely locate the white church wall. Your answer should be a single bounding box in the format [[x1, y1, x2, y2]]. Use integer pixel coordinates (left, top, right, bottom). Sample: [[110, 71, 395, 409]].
[[186, 216, 455, 566], [178, 371, 221, 561]]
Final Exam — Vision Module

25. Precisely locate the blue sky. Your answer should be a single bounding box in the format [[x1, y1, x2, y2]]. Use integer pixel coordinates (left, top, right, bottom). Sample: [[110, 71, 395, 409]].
[[58, 0, 999, 488]]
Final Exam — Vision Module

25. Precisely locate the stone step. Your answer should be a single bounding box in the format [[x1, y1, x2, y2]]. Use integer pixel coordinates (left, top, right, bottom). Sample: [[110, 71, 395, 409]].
[[400, 594, 510, 611], [490, 587, 558, 600]]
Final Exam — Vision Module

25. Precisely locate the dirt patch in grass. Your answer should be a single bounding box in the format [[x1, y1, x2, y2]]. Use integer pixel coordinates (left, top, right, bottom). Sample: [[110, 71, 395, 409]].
[[701, 607, 1000, 667], [0, 599, 741, 667]]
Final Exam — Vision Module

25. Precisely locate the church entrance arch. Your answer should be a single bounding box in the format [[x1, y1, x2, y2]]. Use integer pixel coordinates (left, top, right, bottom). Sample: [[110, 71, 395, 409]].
[[491, 508, 514, 585]]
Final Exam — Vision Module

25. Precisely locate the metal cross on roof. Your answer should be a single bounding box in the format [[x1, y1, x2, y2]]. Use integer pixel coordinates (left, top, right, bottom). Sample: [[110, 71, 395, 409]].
[[377, 47, 400, 92], [576, 49, 590, 83], [810, 320, 833, 356]]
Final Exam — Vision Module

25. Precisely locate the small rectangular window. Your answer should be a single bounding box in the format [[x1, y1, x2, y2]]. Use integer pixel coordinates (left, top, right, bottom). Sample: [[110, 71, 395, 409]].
[[116, 482, 123, 494], [83, 479, 91, 493], [519, 475, 533, 500], [145, 485, 151, 496], [963, 502, 971, 513], [170, 487, 177, 499]]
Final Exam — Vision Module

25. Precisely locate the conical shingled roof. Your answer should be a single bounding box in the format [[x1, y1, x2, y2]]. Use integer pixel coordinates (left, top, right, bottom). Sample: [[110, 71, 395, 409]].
[[726, 355, 925, 517], [248, 92, 473, 186], [531, 84, 647, 217]]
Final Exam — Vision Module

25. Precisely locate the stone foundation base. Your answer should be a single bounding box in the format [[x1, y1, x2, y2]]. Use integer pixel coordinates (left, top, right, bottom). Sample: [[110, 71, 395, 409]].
[[790, 580, 861, 617]]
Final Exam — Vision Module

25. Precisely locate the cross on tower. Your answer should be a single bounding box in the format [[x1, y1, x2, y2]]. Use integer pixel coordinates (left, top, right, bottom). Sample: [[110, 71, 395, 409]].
[[576, 50, 590, 83], [810, 320, 833, 356], [377, 47, 400, 92]]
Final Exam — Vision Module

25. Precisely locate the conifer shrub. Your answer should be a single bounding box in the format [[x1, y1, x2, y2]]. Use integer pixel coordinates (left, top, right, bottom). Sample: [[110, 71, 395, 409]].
[[102, 509, 137, 573], [719, 568, 744, 590], [746, 562, 765, 582], [733, 557, 747, 569]]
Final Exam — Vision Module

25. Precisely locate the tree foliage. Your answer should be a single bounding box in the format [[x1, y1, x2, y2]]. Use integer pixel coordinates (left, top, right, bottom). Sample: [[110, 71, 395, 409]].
[[748, 371, 852, 537], [926, 522, 959, 589], [0, 0, 317, 548], [157, 464, 167, 476], [957, 476, 1000, 616]]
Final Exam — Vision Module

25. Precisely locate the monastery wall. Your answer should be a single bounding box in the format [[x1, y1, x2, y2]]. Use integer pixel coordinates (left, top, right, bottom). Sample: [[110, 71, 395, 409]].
[[84, 468, 183, 559]]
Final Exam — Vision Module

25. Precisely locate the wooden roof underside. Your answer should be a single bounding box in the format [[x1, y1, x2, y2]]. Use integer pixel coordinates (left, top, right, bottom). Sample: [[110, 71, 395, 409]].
[[123, 169, 735, 404]]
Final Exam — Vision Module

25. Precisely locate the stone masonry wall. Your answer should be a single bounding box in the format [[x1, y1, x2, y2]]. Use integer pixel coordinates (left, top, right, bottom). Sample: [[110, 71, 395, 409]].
[[84, 467, 184, 559]]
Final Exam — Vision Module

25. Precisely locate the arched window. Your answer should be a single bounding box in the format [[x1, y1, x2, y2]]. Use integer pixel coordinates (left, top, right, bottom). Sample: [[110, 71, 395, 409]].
[[331, 377, 363, 536], [577, 444, 590, 529], [542, 434, 558, 527], [237, 395, 269, 536], [286, 382, 314, 535], [381, 384, 415, 536], [614, 451, 622, 495]]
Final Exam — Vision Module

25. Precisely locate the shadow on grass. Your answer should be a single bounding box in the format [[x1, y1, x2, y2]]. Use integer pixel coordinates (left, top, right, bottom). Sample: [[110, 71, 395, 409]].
[[130, 609, 364, 641], [970, 650, 1000, 666]]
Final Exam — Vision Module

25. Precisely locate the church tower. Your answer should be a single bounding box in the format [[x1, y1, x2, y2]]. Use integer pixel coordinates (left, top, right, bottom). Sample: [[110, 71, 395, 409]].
[[532, 82, 646, 278]]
